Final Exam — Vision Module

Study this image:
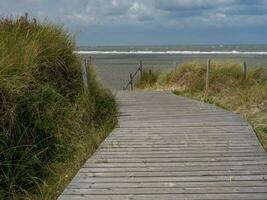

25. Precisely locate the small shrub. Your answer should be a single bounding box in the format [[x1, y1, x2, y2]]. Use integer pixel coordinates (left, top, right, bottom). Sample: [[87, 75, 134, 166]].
[[248, 68, 267, 84], [135, 69, 160, 89], [163, 62, 206, 92]]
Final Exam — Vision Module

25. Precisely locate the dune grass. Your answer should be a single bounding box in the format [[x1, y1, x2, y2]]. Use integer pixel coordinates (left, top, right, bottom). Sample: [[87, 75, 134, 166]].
[[0, 16, 117, 199], [135, 61, 267, 150], [135, 69, 160, 89]]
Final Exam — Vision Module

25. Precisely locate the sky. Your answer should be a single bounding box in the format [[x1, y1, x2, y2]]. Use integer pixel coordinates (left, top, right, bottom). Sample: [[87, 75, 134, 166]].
[[1, 0, 267, 46]]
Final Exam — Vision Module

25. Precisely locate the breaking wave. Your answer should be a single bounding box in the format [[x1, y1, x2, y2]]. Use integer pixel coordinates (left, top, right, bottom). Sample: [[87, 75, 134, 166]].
[[74, 50, 267, 55]]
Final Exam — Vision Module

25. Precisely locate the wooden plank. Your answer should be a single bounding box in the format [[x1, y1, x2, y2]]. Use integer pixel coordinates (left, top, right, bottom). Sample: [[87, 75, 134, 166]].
[[79, 165, 267, 173], [59, 193, 267, 200], [66, 181, 267, 189], [71, 175, 267, 183], [91, 156, 266, 161], [83, 160, 267, 168], [58, 91, 267, 200], [75, 170, 267, 178], [93, 152, 267, 158], [63, 186, 267, 195]]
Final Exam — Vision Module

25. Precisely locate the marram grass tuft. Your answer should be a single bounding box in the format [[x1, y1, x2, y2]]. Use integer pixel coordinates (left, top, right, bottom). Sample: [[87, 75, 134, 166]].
[[0, 16, 117, 199]]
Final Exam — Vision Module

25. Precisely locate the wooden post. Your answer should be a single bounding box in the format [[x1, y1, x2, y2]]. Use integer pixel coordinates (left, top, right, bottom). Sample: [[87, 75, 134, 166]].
[[206, 59, 211, 91], [81, 59, 89, 95], [130, 73, 133, 91], [139, 60, 143, 77], [173, 61, 177, 68], [25, 12, 28, 20], [149, 69, 153, 85], [243, 61, 247, 80], [86, 58, 90, 84], [89, 56, 92, 66]]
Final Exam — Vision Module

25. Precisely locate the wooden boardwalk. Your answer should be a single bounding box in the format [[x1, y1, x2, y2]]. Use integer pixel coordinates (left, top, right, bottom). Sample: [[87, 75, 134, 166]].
[[59, 91, 267, 200]]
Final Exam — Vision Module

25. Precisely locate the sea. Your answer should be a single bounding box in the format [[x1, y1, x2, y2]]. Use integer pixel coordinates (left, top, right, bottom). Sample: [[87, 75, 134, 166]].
[[76, 45, 267, 90]]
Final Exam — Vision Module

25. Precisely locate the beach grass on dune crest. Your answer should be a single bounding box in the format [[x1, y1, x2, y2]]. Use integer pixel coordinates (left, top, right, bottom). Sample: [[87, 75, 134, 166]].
[[135, 61, 267, 150], [0, 16, 117, 199], [134, 69, 161, 89]]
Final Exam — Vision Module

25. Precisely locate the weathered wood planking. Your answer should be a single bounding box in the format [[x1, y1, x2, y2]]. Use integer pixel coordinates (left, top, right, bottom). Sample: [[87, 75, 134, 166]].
[[58, 91, 267, 200]]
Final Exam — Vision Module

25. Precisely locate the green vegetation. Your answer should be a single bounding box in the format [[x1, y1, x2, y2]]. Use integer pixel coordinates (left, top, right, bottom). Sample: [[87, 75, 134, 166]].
[[0, 16, 117, 199], [136, 61, 267, 150], [135, 69, 160, 89]]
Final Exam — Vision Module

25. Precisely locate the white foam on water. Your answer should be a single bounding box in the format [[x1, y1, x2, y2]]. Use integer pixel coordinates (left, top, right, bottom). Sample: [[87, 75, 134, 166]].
[[74, 50, 267, 55]]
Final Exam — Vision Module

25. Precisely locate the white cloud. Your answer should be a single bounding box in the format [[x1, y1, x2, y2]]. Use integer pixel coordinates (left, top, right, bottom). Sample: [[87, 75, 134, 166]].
[[0, 0, 266, 29]]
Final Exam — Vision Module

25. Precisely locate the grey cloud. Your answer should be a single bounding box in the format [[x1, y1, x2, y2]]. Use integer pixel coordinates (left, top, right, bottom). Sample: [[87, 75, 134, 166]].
[[153, 0, 248, 13], [235, 0, 265, 6], [155, 0, 214, 11], [62, 0, 155, 25], [1, 0, 267, 25], [1, 0, 267, 45], [223, 5, 267, 16]]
